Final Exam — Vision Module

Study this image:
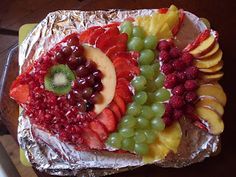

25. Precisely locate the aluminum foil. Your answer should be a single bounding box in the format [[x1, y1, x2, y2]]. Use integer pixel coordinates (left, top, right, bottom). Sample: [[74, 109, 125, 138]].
[[18, 9, 220, 176]]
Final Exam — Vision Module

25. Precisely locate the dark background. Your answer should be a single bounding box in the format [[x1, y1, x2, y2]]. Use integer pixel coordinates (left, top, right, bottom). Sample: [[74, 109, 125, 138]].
[[0, 0, 235, 177]]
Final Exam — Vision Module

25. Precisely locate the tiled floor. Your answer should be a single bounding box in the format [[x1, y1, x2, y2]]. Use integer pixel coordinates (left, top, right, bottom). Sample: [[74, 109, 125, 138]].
[[0, 135, 37, 177]]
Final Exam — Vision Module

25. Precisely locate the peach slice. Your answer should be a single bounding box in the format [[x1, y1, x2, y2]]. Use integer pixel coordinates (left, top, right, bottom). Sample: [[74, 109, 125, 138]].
[[189, 35, 216, 58], [197, 84, 227, 106], [199, 60, 223, 73], [195, 107, 224, 135], [198, 43, 219, 59], [199, 71, 224, 83], [196, 97, 224, 116], [194, 49, 222, 69]]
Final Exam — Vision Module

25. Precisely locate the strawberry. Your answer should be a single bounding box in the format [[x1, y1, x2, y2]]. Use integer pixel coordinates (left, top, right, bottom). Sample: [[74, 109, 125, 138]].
[[10, 84, 29, 104], [88, 27, 105, 45], [106, 45, 127, 61], [89, 120, 108, 141], [103, 22, 121, 28], [109, 101, 122, 121], [97, 108, 117, 132], [159, 8, 168, 14], [79, 26, 100, 44], [116, 78, 133, 103], [172, 9, 185, 36], [81, 127, 104, 149], [114, 95, 126, 115]]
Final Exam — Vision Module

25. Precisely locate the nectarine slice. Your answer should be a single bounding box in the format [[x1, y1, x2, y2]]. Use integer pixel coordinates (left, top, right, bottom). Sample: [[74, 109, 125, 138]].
[[196, 97, 224, 116], [199, 60, 223, 73], [198, 43, 219, 59], [190, 35, 216, 58], [197, 84, 227, 106], [194, 49, 222, 69], [200, 71, 224, 82], [83, 45, 116, 114], [195, 107, 224, 135]]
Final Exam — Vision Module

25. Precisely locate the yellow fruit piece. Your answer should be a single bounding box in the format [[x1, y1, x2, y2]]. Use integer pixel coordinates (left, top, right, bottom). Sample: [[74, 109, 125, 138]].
[[198, 43, 219, 59], [143, 122, 182, 163], [199, 60, 223, 73], [200, 71, 224, 82], [200, 18, 211, 29], [83, 45, 116, 114]]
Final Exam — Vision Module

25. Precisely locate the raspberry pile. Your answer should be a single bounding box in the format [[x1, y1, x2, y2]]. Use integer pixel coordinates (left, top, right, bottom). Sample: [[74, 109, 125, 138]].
[[157, 40, 199, 125]]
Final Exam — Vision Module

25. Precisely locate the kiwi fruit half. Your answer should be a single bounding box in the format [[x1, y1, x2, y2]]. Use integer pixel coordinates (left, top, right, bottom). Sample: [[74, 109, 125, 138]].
[[44, 64, 75, 95]]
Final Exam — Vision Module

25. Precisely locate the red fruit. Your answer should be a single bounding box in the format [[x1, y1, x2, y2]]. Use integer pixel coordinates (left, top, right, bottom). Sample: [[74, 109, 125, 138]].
[[169, 47, 181, 58], [185, 91, 198, 103], [181, 52, 193, 66], [113, 55, 138, 66], [159, 50, 170, 63], [114, 95, 126, 115], [169, 95, 185, 109], [81, 127, 104, 149], [109, 102, 122, 121], [161, 63, 174, 75], [172, 84, 185, 95], [184, 80, 198, 91], [88, 27, 106, 45], [173, 109, 183, 120], [176, 71, 187, 83], [162, 116, 172, 126], [164, 73, 178, 89], [172, 59, 186, 71], [184, 104, 195, 114], [158, 40, 171, 51], [106, 45, 127, 61], [10, 84, 29, 104], [103, 22, 121, 28], [97, 108, 116, 132], [185, 66, 199, 79], [164, 103, 173, 117], [116, 79, 133, 103], [89, 120, 108, 141], [79, 26, 100, 44], [159, 8, 168, 14]]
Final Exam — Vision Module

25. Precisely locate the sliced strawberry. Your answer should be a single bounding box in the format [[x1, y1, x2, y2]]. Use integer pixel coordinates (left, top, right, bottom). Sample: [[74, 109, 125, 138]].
[[79, 26, 100, 44], [106, 44, 127, 61], [103, 22, 121, 28], [89, 120, 108, 141], [109, 101, 122, 121], [116, 78, 133, 103], [114, 95, 126, 115], [10, 84, 29, 104], [96, 27, 120, 48], [97, 108, 116, 132], [88, 27, 106, 45], [113, 56, 138, 67], [159, 8, 168, 14], [113, 51, 139, 65], [172, 9, 185, 36], [81, 127, 104, 150]]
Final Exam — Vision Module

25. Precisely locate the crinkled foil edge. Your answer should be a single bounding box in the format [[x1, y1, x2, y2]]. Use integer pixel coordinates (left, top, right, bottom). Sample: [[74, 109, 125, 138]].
[[18, 9, 220, 176]]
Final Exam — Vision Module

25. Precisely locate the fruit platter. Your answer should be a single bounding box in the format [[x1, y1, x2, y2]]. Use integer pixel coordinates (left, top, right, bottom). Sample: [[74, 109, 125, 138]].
[[9, 5, 226, 176]]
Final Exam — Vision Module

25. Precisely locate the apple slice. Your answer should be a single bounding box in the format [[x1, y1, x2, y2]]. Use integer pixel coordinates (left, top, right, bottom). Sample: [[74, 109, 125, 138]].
[[198, 43, 219, 59], [196, 97, 224, 116], [83, 45, 116, 114], [189, 35, 216, 58], [199, 60, 223, 73], [194, 49, 222, 69], [197, 84, 227, 106], [199, 71, 224, 83], [195, 107, 224, 135]]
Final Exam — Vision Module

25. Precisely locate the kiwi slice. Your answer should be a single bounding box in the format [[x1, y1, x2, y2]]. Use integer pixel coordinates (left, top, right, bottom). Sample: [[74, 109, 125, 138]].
[[44, 64, 75, 95]]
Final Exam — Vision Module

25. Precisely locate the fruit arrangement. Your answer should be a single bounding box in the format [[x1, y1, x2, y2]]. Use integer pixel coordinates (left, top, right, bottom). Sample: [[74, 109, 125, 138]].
[[10, 4, 226, 167]]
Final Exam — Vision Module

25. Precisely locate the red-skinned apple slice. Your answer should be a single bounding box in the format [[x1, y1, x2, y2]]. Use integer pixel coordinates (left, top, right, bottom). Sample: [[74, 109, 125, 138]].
[[198, 43, 219, 59], [199, 60, 223, 73]]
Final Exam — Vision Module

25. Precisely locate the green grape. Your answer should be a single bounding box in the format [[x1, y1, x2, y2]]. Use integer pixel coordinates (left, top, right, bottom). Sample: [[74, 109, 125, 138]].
[[144, 130, 157, 144], [107, 133, 123, 148], [127, 102, 142, 116], [131, 76, 147, 91], [132, 26, 145, 38], [128, 37, 144, 51], [140, 65, 155, 80], [134, 91, 148, 105], [151, 103, 165, 118], [138, 49, 155, 65], [145, 92, 156, 105], [154, 73, 165, 88], [120, 128, 135, 138], [154, 88, 170, 102], [134, 143, 149, 155], [137, 116, 150, 129], [144, 35, 158, 49], [145, 80, 157, 92], [120, 115, 137, 128], [152, 62, 160, 77], [134, 130, 146, 143], [140, 106, 154, 120], [151, 117, 165, 131], [120, 21, 133, 37], [122, 138, 135, 151]]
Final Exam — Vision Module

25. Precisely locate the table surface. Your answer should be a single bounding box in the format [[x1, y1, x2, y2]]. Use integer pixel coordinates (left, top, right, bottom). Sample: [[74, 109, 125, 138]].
[[0, 0, 236, 177]]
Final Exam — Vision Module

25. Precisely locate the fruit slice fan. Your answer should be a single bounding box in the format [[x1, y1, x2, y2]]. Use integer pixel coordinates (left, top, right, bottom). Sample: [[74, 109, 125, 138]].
[[10, 6, 225, 157]]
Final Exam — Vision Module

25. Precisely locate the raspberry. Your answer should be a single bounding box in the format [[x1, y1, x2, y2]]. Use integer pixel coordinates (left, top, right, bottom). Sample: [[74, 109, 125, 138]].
[[181, 52, 193, 66], [172, 59, 186, 71], [161, 63, 174, 75], [164, 103, 173, 116], [162, 116, 172, 126], [184, 80, 198, 91], [173, 109, 183, 120], [169, 95, 185, 109], [169, 47, 181, 58], [176, 72, 187, 83], [185, 66, 199, 79], [159, 50, 170, 63], [184, 104, 195, 114], [185, 91, 198, 103], [164, 73, 178, 89], [172, 84, 185, 95], [158, 40, 171, 51]]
